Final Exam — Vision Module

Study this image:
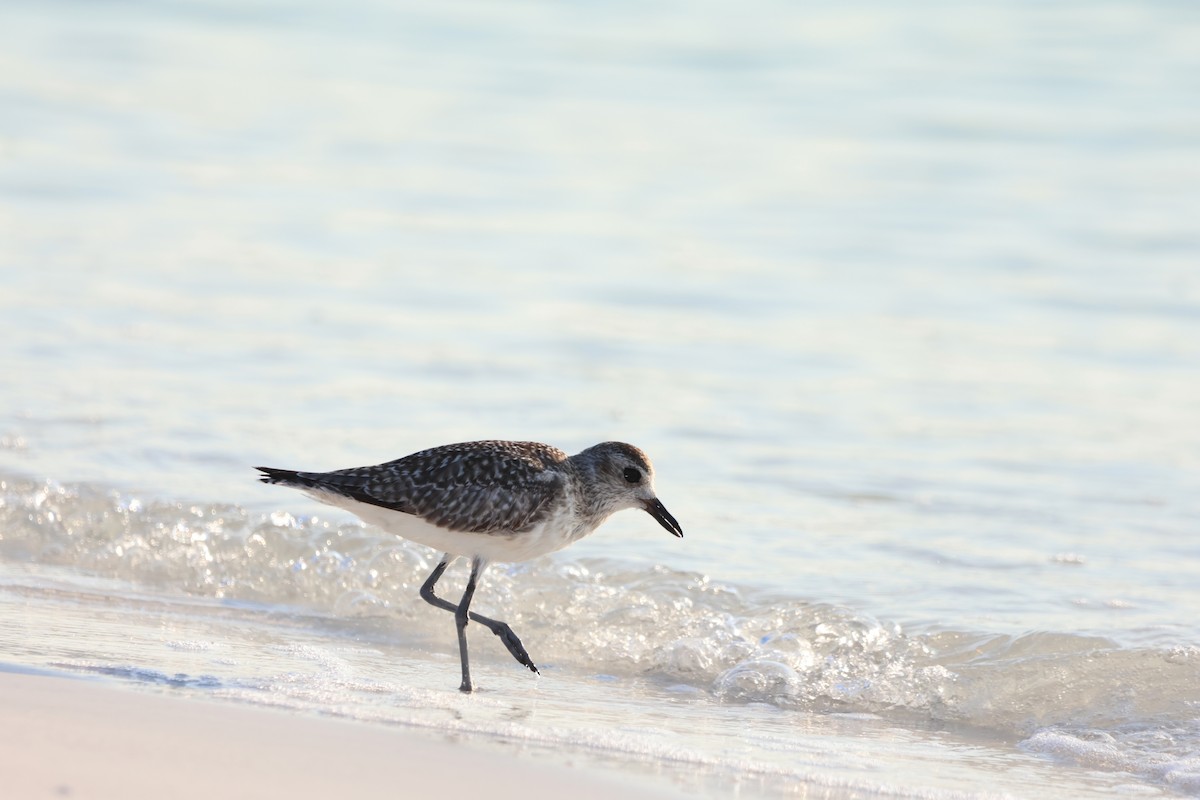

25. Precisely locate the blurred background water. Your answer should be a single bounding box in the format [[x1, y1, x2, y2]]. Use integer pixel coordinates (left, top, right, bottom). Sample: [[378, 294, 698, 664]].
[[2, 1, 1199, 797]]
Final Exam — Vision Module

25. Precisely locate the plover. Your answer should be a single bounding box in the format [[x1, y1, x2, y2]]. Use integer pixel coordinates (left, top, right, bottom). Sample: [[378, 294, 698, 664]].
[[256, 440, 682, 692]]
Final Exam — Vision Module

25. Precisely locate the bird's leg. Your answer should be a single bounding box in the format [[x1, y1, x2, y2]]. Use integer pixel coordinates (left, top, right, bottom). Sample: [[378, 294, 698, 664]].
[[418, 556, 540, 682], [421, 555, 474, 689], [452, 557, 485, 692], [419, 556, 458, 613], [467, 613, 539, 676]]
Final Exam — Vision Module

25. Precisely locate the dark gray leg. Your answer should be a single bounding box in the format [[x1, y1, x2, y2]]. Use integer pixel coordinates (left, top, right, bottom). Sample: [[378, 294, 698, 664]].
[[453, 558, 484, 692], [418, 556, 539, 691], [419, 557, 456, 613]]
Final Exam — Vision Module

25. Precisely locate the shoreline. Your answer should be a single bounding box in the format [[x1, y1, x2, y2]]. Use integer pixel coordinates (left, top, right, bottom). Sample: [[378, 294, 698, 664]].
[[3, 668, 680, 800]]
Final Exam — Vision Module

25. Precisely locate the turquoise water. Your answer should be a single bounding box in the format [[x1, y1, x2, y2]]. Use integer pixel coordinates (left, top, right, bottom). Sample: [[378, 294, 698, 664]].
[[3, 2, 1199, 797]]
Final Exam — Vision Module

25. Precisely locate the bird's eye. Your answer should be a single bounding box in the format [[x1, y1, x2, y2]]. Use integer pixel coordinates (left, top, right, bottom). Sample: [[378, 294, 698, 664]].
[[622, 467, 642, 484]]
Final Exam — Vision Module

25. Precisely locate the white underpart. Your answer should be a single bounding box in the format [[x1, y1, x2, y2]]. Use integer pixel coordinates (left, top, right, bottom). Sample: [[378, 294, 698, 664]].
[[301, 486, 604, 564]]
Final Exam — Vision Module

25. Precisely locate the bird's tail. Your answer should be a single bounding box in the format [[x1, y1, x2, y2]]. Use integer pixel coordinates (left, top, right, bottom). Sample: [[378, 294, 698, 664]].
[[255, 466, 320, 489], [255, 465, 409, 514]]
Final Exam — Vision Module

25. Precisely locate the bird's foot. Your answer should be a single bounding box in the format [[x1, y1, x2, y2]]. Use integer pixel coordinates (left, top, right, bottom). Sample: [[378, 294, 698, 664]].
[[475, 617, 539, 673]]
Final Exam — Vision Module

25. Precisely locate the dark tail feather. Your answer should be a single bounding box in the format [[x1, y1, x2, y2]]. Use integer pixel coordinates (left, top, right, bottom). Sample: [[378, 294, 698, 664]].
[[255, 466, 412, 514], [255, 466, 315, 487]]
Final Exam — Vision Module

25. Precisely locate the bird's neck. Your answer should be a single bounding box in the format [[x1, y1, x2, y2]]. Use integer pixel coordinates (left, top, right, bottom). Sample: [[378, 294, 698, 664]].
[[566, 456, 620, 525]]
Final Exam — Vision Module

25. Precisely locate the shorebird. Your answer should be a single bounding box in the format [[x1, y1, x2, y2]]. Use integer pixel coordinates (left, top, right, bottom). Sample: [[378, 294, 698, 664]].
[[256, 440, 682, 692]]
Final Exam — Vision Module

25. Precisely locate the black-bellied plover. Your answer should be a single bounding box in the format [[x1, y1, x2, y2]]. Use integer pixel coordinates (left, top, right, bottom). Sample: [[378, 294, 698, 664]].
[[256, 440, 682, 692]]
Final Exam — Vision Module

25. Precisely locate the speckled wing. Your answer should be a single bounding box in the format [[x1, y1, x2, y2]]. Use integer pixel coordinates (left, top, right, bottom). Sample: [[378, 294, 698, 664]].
[[257, 441, 569, 534]]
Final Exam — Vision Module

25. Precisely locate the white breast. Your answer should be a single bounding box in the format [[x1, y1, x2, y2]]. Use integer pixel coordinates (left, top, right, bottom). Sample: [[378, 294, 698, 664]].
[[303, 487, 601, 564]]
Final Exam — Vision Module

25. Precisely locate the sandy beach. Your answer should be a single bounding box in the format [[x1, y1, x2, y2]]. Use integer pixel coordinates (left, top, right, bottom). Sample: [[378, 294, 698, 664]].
[[3, 669, 679, 800]]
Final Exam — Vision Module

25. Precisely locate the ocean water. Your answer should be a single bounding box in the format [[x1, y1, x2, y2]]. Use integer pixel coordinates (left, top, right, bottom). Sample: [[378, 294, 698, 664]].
[[3, 1, 1199, 797]]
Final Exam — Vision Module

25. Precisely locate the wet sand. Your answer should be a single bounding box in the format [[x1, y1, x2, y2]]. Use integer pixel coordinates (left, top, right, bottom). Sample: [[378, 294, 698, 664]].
[[3, 669, 680, 800]]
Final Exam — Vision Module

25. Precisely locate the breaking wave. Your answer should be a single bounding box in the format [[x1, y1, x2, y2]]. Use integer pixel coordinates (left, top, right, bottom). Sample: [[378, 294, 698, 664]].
[[3, 474, 1198, 794]]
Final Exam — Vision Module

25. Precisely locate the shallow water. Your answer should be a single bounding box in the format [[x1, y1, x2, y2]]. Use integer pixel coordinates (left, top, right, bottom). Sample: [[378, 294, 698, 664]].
[[3, 0, 1200, 797], [3, 479, 1199, 797]]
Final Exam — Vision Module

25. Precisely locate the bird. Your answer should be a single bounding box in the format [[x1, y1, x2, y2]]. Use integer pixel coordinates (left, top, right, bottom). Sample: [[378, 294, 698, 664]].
[[255, 440, 683, 692]]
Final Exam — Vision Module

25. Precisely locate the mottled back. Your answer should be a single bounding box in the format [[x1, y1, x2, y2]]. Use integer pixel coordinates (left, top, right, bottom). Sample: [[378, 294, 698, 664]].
[[268, 440, 570, 534]]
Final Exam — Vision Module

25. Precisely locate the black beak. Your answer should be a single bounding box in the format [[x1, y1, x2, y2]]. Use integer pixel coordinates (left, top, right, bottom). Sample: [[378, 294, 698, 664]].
[[642, 498, 683, 538]]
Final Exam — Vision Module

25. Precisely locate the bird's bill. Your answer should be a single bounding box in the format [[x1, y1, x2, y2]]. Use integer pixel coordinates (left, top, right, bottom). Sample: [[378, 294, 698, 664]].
[[642, 498, 683, 538]]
